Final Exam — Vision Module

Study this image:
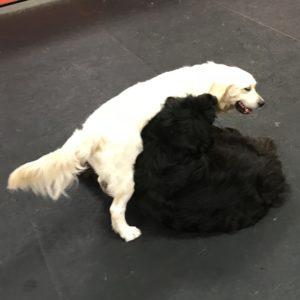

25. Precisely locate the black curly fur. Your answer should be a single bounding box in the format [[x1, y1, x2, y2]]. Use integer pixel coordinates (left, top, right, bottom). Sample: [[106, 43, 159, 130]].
[[132, 94, 288, 234]]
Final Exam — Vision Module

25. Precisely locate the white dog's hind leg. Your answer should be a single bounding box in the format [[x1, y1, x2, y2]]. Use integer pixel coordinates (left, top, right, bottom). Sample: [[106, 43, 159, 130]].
[[107, 150, 142, 241], [89, 141, 142, 242], [110, 184, 141, 242]]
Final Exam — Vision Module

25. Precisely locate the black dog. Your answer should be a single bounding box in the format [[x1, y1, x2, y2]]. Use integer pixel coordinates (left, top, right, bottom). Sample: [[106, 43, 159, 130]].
[[132, 94, 288, 234]]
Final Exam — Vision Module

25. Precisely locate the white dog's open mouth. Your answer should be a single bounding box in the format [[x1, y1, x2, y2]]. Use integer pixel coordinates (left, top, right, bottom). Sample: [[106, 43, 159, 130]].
[[235, 101, 252, 114]]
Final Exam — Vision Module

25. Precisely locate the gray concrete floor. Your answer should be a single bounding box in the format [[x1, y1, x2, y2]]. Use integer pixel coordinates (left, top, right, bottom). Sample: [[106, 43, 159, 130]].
[[1, 1, 300, 299]]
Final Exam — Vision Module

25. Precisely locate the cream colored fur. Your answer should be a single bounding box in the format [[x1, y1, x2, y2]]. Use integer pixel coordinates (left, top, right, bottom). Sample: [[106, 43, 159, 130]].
[[8, 62, 263, 241]]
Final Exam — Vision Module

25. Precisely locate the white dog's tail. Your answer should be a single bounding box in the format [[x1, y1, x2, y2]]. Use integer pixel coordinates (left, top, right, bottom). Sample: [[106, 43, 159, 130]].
[[7, 129, 95, 200]]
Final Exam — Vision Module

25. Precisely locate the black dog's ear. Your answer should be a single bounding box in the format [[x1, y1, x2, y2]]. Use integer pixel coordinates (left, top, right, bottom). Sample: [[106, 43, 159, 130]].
[[165, 96, 176, 102], [197, 93, 218, 106], [180, 94, 217, 125], [141, 97, 180, 145], [197, 94, 218, 125], [164, 97, 182, 110], [198, 94, 218, 124]]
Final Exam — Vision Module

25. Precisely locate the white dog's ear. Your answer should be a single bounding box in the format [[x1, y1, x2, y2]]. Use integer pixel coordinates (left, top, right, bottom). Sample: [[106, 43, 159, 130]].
[[209, 83, 228, 101], [210, 84, 235, 112]]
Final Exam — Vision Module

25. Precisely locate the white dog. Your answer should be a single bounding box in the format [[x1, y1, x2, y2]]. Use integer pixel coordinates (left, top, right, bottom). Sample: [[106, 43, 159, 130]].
[[8, 62, 264, 241]]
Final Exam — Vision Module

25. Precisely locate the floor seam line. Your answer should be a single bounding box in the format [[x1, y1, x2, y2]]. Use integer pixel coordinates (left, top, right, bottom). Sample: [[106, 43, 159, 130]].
[[101, 1, 216, 72], [213, 1, 300, 43], [102, 28, 159, 76]]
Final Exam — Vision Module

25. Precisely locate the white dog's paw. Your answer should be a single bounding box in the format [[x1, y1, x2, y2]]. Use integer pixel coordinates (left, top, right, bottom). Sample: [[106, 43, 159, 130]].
[[120, 226, 142, 242]]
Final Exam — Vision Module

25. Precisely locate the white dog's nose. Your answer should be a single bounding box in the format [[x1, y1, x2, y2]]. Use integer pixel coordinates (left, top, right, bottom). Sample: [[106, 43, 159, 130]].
[[258, 98, 265, 107]]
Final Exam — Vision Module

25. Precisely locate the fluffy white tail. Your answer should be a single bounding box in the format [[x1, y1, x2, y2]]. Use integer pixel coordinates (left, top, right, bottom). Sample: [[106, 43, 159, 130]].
[[7, 129, 95, 200]]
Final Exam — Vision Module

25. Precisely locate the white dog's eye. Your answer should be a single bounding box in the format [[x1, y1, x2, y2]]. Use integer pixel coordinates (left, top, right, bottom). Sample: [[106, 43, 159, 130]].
[[244, 87, 251, 92]]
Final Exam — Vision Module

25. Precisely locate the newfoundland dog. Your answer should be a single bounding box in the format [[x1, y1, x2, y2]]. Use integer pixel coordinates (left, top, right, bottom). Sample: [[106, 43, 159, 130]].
[[133, 94, 287, 234]]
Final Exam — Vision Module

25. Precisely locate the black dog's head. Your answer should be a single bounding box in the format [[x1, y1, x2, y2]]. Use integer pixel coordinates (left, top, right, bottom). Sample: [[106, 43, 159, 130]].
[[142, 94, 218, 154]]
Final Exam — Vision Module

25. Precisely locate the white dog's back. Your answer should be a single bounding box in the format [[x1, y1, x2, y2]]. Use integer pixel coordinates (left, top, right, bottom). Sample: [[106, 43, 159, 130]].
[[8, 64, 211, 199]]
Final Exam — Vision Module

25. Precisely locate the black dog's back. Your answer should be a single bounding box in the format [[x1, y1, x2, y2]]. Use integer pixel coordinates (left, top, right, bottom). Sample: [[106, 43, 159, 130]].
[[133, 94, 288, 234]]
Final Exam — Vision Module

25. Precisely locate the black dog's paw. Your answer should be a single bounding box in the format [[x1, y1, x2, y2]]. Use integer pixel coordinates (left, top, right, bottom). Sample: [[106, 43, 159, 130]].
[[255, 137, 277, 154]]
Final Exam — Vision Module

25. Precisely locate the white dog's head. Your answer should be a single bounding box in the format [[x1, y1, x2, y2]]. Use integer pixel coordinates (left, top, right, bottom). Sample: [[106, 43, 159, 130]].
[[208, 63, 264, 114]]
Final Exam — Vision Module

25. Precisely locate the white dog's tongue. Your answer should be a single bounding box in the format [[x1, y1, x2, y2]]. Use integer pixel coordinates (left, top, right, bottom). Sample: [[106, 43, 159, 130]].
[[235, 101, 252, 114]]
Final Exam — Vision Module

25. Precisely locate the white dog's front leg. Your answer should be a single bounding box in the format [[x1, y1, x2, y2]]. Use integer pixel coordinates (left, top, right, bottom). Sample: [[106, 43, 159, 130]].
[[110, 192, 141, 242]]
